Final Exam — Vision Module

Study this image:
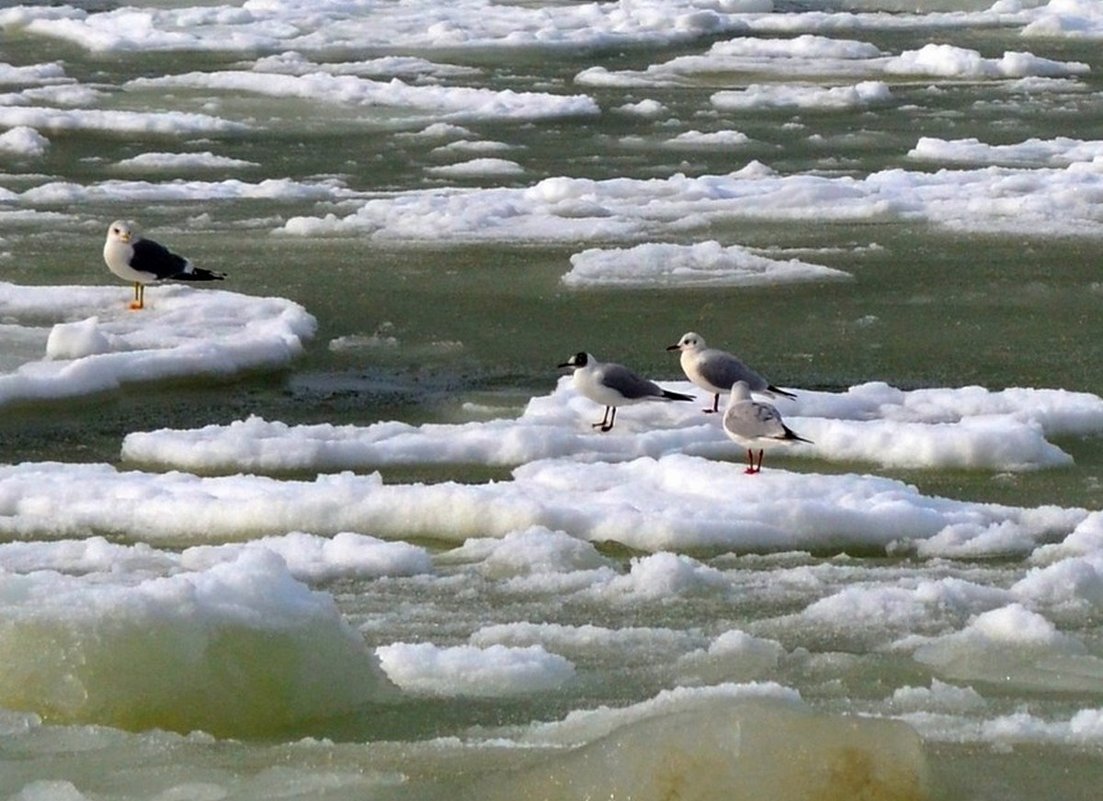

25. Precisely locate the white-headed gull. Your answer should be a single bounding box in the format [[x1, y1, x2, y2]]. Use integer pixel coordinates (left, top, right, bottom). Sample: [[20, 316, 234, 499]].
[[103, 220, 226, 310], [667, 330, 795, 413]]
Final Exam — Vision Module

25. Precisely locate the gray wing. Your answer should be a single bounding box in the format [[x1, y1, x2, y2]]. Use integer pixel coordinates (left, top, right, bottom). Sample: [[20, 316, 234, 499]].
[[600, 363, 663, 400], [699, 350, 769, 393], [724, 400, 788, 439], [131, 238, 189, 280]]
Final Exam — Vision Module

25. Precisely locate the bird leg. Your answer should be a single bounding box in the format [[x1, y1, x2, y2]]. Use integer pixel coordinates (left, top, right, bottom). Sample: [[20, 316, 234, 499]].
[[745, 448, 764, 474], [704, 393, 720, 414], [593, 406, 616, 432], [129, 282, 144, 311]]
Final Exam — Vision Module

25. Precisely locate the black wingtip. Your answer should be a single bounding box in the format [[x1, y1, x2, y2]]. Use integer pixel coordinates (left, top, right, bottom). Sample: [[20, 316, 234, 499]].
[[769, 385, 798, 400], [783, 426, 813, 444], [173, 268, 227, 282], [663, 390, 695, 402]]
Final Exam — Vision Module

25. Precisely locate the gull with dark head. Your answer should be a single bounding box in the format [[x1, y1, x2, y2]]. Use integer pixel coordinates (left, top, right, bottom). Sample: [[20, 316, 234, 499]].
[[722, 380, 811, 474], [103, 220, 226, 310], [558, 351, 693, 432], [667, 331, 795, 413]]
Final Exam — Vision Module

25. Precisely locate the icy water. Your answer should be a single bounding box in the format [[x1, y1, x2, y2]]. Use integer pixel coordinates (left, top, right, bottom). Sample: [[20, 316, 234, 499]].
[[3, 1, 1103, 799]]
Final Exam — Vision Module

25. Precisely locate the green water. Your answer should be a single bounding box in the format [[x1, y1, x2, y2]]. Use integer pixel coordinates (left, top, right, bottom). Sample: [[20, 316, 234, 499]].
[[4, 11, 1103, 801]]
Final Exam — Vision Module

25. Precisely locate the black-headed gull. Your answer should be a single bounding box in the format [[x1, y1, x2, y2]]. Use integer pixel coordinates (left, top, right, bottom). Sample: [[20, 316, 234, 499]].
[[558, 351, 693, 432]]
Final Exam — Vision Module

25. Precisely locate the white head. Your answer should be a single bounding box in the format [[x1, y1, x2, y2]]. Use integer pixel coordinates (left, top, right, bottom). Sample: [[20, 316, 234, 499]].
[[106, 220, 136, 245], [667, 331, 705, 353], [729, 380, 752, 401]]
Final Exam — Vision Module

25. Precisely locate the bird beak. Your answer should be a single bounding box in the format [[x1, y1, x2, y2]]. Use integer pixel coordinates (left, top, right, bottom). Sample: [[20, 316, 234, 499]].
[[557, 361, 571, 368], [665, 344, 681, 352], [119, 233, 132, 243]]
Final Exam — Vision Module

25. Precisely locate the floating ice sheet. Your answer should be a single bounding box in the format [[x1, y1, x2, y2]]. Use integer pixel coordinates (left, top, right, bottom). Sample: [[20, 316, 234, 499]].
[[120, 378, 1103, 474], [0, 282, 317, 408], [562, 240, 851, 287], [6, 0, 1101, 58], [278, 160, 1103, 240], [126, 71, 599, 123], [0, 549, 394, 735], [0, 455, 1088, 556]]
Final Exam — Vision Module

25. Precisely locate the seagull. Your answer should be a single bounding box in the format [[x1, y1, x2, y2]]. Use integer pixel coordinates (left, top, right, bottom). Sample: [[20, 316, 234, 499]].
[[722, 381, 811, 474], [558, 351, 694, 432], [667, 331, 796, 413], [102, 220, 226, 310]]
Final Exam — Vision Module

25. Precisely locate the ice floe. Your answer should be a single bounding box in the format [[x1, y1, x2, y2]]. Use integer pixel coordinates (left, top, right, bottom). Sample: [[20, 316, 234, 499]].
[[112, 151, 261, 172], [126, 71, 599, 123], [0, 106, 246, 136], [119, 379, 1103, 474], [575, 37, 1089, 87], [908, 603, 1103, 692], [0, 282, 316, 408], [0, 127, 48, 158], [710, 81, 893, 111], [377, 642, 576, 696], [0, 531, 432, 584], [909, 135, 1103, 167], [0, 455, 1088, 556], [563, 241, 850, 288], [278, 160, 1103, 241], [0, 549, 394, 735]]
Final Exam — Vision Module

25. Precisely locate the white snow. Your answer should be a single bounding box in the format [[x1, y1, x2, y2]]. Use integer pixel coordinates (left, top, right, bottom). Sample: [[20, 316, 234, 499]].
[[427, 158, 525, 178], [1022, 0, 1103, 39], [0, 106, 245, 136], [908, 603, 1103, 692], [562, 241, 850, 287], [576, 37, 1088, 87], [120, 379, 1103, 474], [8, 0, 774, 54], [0, 283, 317, 408], [15, 177, 343, 205], [113, 151, 260, 172], [883, 42, 1088, 78], [909, 135, 1103, 167], [711, 81, 893, 111], [126, 70, 599, 123], [0, 126, 49, 158], [0, 455, 1088, 557], [661, 130, 752, 149], [0, 531, 431, 584], [376, 642, 576, 696], [277, 159, 1103, 241], [0, 549, 394, 734]]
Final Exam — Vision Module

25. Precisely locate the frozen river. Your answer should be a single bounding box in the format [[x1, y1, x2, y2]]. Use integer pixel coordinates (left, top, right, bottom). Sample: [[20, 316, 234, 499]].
[[3, 1, 1103, 798]]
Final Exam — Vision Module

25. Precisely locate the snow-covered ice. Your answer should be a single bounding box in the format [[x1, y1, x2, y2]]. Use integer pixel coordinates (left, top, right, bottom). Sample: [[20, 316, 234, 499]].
[[0, 455, 1088, 557], [0, 283, 316, 408], [563, 241, 851, 288], [119, 379, 1103, 474], [277, 160, 1103, 241]]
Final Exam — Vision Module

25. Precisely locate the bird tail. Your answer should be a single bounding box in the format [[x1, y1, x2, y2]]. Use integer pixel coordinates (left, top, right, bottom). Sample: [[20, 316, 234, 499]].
[[768, 385, 797, 400], [783, 425, 813, 444], [173, 265, 227, 282], [662, 389, 695, 402]]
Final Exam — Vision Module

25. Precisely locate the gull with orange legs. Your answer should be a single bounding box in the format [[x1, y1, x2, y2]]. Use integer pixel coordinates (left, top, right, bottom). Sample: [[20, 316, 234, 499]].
[[103, 220, 226, 310]]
